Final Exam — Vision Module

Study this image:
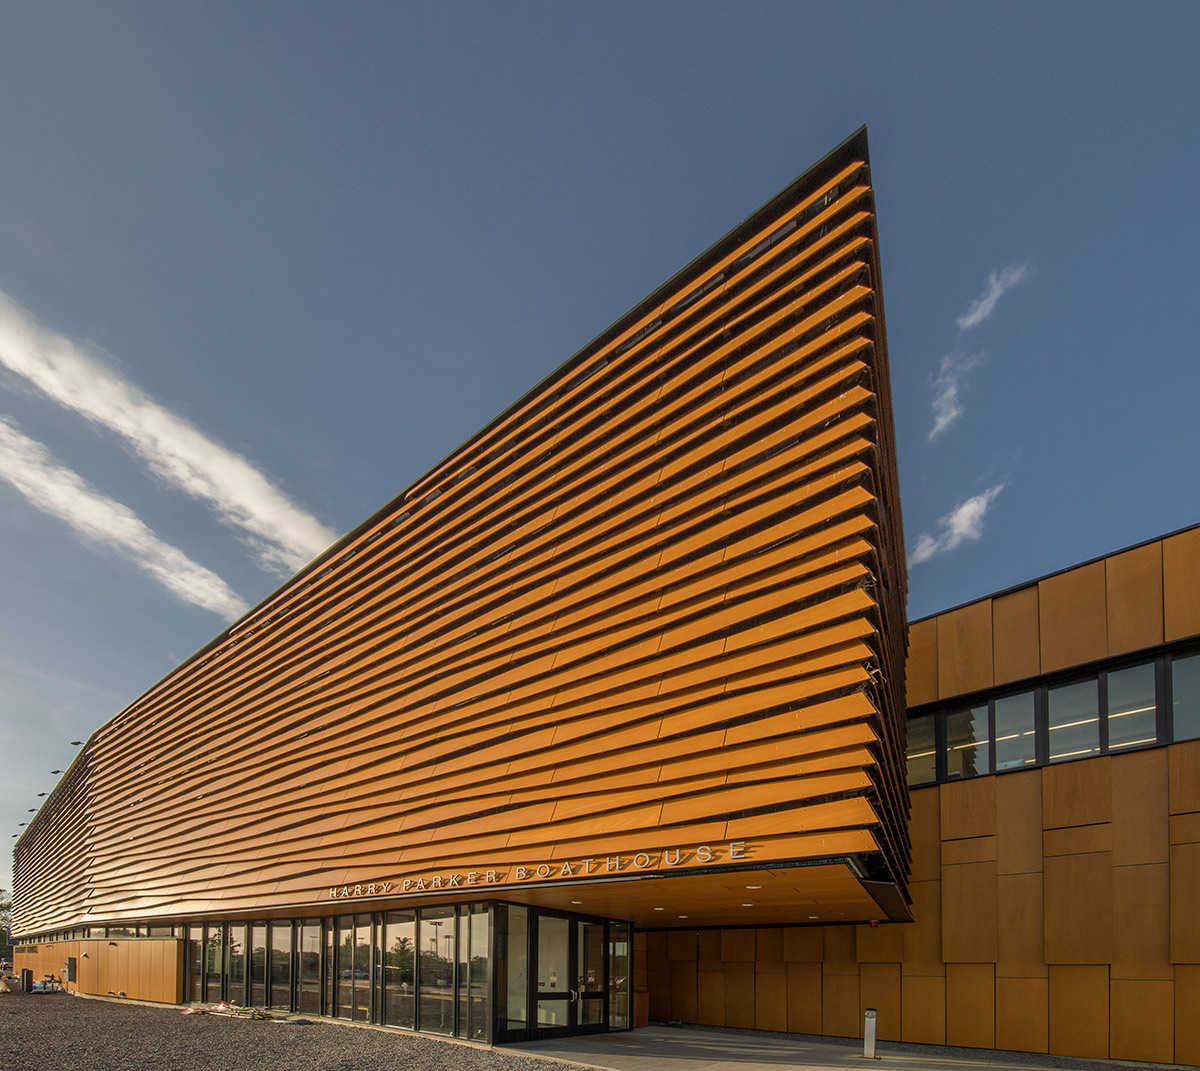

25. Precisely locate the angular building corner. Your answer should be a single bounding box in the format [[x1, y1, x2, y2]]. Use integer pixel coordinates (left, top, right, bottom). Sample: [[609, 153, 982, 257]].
[[14, 128, 911, 1033]]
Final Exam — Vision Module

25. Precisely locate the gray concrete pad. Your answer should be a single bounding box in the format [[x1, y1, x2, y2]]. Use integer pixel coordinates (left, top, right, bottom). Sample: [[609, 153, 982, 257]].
[[505, 1025, 1177, 1071]]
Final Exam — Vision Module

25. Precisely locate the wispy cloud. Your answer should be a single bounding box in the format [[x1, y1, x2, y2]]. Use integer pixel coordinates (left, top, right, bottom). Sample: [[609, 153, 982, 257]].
[[928, 351, 984, 442], [955, 263, 1032, 332], [926, 262, 1032, 441], [0, 417, 248, 618], [0, 292, 337, 575], [908, 483, 1006, 568]]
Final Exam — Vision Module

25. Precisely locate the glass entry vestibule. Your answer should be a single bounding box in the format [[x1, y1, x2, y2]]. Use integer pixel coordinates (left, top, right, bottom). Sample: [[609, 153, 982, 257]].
[[184, 901, 631, 1044], [497, 904, 630, 1040]]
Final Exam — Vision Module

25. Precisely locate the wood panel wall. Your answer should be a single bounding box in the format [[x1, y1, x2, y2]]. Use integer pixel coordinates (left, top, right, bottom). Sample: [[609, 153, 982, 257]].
[[644, 740, 1200, 1064], [14, 130, 909, 936], [905, 525, 1200, 708], [13, 939, 184, 1004]]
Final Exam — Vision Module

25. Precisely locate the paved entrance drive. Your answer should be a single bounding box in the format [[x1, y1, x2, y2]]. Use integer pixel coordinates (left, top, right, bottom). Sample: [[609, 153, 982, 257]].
[[506, 1025, 1171, 1071]]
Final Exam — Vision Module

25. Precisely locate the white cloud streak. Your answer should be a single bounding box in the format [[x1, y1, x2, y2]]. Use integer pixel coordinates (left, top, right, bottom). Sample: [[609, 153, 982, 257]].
[[0, 417, 248, 618], [955, 263, 1032, 332], [0, 292, 337, 575], [927, 262, 1032, 440], [928, 351, 983, 442], [908, 483, 1006, 568]]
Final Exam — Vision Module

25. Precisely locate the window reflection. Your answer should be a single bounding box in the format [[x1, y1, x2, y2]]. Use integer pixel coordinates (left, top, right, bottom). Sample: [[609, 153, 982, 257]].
[[609, 922, 631, 1030], [994, 691, 1036, 770], [1047, 678, 1100, 762], [1174, 653, 1200, 741], [1107, 663, 1157, 750], [419, 905, 455, 1035], [383, 910, 416, 1029], [204, 923, 224, 1002], [336, 917, 354, 1019], [186, 926, 202, 1002], [463, 903, 490, 1041], [904, 646, 1200, 786], [269, 923, 292, 1011], [250, 923, 267, 1007], [353, 917, 371, 1022], [226, 924, 246, 1005], [505, 905, 529, 1030], [323, 920, 334, 1015], [297, 921, 321, 1015], [945, 705, 989, 778], [906, 713, 936, 786]]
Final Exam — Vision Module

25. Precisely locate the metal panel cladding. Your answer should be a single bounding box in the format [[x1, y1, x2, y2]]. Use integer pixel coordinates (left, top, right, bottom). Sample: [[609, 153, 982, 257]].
[[14, 129, 909, 935]]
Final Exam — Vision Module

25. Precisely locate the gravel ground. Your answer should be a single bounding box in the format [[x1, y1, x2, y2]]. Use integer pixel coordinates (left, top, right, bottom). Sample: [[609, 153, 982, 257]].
[[0, 992, 588, 1071]]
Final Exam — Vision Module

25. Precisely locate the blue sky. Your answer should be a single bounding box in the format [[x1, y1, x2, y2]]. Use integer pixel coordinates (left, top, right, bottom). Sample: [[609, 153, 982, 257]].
[[3, 1, 1198, 898]]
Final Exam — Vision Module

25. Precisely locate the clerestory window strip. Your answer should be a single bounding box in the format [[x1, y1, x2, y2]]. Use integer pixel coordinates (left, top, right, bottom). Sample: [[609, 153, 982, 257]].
[[905, 640, 1200, 787]]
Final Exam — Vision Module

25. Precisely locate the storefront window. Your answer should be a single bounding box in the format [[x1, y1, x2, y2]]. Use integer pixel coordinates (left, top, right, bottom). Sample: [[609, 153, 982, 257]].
[[250, 924, 267, 1006], [333, 915, 373, 1021], [297, 921, 322, 1015], [460, 903, 490, 1041], [335, 917, 355, 1019], [353, 917, 371, 1022], [418, 905, 455, 1035], [226, 924, 246, 1005], [383, 910, 416, 1029], [269, 923, 292, 1010], [204, 924, 224, 1002], [169, 902, 619, 1039], [323, 919, 334, 1014]]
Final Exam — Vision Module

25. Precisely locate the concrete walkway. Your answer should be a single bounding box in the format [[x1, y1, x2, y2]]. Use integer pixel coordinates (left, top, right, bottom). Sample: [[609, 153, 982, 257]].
[[506, 1025, 1177, 1071]]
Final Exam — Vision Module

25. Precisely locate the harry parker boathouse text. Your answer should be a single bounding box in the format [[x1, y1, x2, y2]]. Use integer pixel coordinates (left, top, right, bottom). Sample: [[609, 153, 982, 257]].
[[326, 841, 754, 900]]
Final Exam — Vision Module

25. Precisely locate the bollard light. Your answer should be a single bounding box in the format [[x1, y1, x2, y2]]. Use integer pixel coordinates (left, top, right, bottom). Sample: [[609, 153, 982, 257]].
[[862, 1007, 879, 1060]]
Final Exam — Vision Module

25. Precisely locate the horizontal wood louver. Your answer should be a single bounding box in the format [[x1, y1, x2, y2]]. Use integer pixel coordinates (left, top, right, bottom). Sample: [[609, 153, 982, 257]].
[[13, 128, 909, 936]]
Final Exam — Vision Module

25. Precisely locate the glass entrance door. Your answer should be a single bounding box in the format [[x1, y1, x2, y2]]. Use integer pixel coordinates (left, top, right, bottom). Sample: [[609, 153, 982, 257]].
[[535, 914, 571, 1029], [497, 906, 615, 1041]]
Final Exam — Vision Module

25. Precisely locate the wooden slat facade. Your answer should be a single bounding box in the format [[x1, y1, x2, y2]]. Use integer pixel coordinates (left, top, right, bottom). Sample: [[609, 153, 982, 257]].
[[13, 128, 909, 936]]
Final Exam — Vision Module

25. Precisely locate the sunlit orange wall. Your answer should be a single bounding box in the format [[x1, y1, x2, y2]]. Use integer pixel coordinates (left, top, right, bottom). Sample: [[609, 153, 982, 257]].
[[905, 526, 1200, 707], [644, 743, 1200, 1065], [644, 529, 1200, 1064]]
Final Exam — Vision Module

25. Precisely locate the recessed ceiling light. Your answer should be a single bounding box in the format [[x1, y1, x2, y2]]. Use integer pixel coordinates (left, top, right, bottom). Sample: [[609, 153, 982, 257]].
[[653, 906, 665, 911], [744, 884, 763, 890], [570, 900, 582, 905], [808, 915, 819, 920], [678, 915, 688, 919], [741, 902, 755, 907]]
